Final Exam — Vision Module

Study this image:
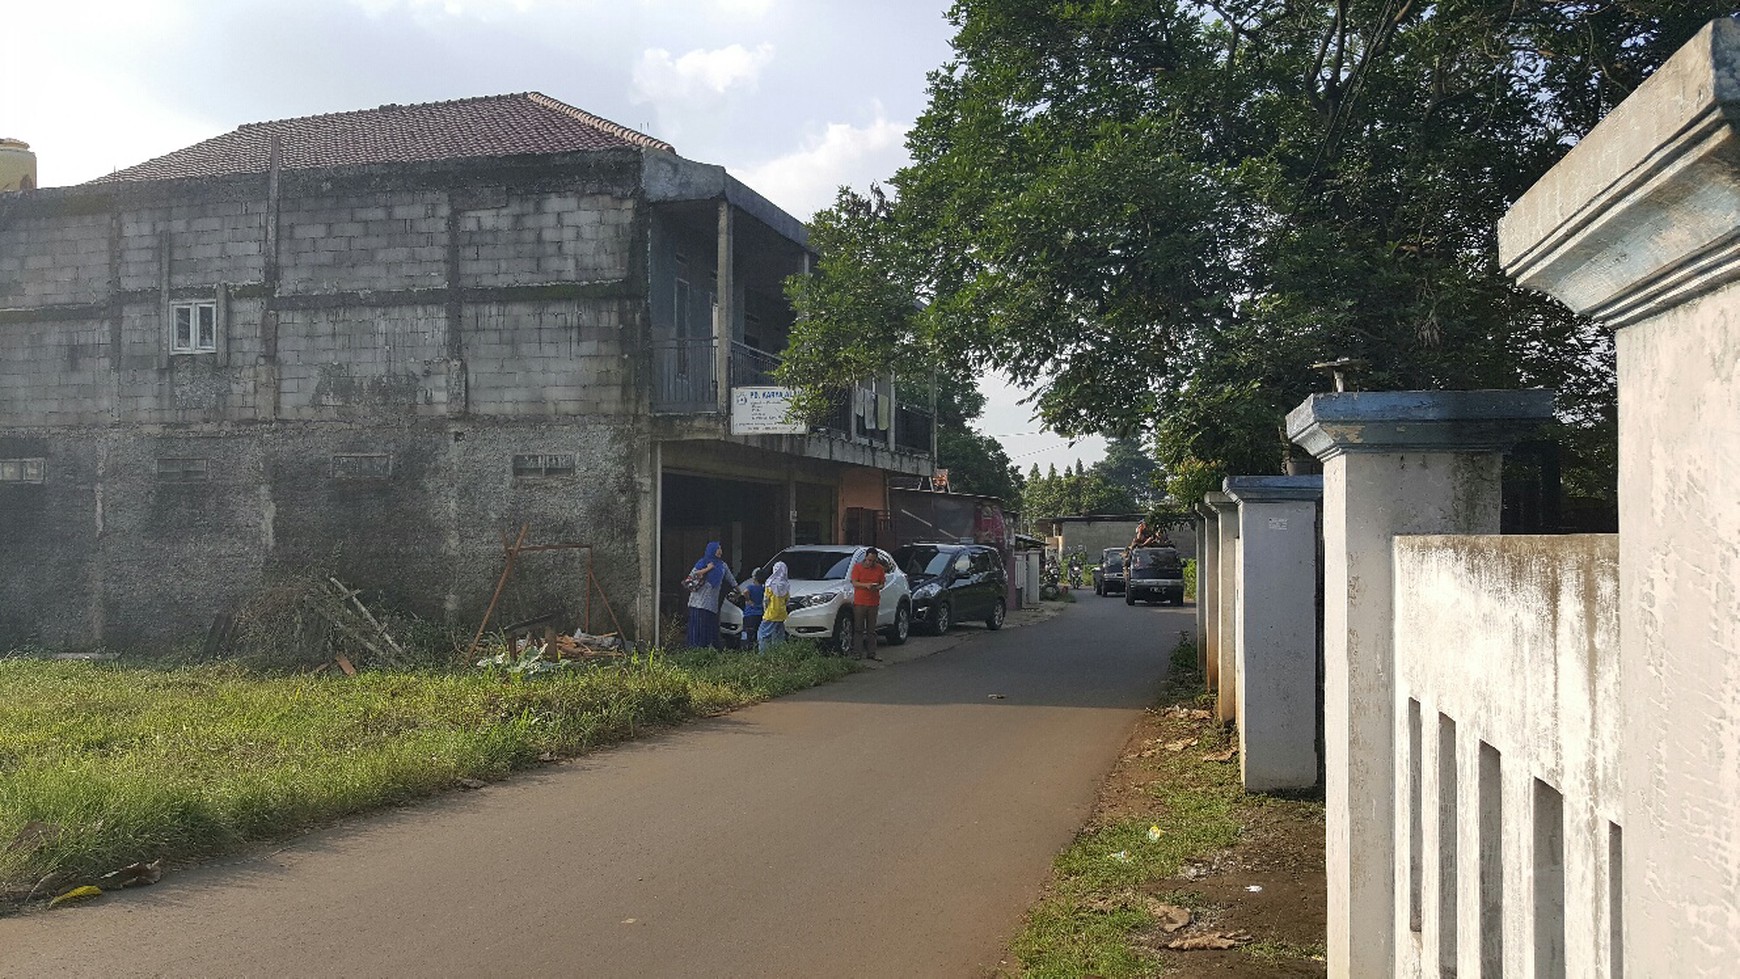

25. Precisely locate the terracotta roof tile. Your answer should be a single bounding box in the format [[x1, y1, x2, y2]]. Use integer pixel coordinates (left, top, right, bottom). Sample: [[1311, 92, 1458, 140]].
[[92, 93, 673, 184]]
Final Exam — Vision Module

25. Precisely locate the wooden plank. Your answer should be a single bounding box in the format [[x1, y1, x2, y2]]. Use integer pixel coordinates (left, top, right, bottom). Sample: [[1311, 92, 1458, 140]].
[[465, 523, 530, 660]]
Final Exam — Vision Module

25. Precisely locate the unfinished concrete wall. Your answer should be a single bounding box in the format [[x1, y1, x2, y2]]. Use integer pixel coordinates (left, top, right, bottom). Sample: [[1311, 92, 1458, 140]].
[[0, 151, 655, 649], [1393, 534, 1622, 978]]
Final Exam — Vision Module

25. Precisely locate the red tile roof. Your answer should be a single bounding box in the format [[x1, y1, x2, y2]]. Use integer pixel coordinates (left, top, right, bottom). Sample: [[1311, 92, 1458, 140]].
[[93, 93, 673, 183]]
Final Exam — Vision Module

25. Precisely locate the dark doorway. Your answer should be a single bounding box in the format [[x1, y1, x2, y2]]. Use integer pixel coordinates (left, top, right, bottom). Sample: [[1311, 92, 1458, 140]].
[[843, 506, 891, 549], [661, 472, 786, 621]]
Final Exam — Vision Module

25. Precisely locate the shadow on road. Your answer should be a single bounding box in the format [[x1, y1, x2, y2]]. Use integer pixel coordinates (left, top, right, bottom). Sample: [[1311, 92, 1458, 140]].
[[785, 597, 1195, 710]]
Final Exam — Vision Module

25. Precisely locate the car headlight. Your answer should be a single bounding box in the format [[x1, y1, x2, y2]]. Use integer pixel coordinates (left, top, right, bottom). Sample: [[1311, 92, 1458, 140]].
[[913, 582, 941, 599], [790, 589, 845, 611]]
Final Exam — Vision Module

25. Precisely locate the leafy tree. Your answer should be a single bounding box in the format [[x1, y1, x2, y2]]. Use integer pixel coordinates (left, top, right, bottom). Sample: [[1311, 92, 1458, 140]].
[[1093, 436, 1162, 504], [783, 0, 1728, 504], [1021, 464, 1139, 525], [1163, 456, 1226, 512]]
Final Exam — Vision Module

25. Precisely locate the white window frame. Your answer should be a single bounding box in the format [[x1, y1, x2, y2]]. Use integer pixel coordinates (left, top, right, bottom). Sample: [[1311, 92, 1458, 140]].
[[171, 300, 218, 354], [0, 458, 45, 483]]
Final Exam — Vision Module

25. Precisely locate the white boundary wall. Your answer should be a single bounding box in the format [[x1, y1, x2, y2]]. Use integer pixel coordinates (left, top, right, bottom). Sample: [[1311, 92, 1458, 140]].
[[1392, 535, 1621, 978], [1233, 19, 1740, 977]]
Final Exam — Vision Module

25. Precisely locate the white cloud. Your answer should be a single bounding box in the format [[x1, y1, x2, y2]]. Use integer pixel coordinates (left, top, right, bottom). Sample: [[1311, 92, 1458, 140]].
[[735, 109, 911, 220], [349, 0, 540, 16], [713, 0, 775, 15], [632, 0, 776, 16], [631, 43, 775, 103]]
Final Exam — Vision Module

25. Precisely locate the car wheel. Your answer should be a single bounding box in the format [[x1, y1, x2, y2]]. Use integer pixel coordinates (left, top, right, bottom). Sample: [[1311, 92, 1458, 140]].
[[986, 598, 1006, 631], [1095, 584, 1102, 596], [831, 609, 855, 656], [932, 601, 952, 635], [1125, 590, 1135, 606], [884, 601, 910, 645]]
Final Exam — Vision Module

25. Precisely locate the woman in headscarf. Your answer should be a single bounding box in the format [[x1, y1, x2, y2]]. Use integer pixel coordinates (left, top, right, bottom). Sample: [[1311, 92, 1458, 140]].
[[757, 561, 790, 651], [685, 541, 736, 649]]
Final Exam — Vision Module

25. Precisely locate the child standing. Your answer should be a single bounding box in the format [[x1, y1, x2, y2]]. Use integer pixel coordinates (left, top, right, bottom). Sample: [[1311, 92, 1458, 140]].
[[737, 568, 766, 651], [758, 561, 790, 651]]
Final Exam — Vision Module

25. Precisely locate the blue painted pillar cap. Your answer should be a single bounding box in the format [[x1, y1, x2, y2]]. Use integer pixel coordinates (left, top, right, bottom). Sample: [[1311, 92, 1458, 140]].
[[1285, 390, 1555, 462], [1223, 475, 1324, 503]]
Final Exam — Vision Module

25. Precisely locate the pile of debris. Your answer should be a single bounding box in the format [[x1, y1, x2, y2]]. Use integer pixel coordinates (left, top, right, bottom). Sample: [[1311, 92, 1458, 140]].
[[227, 575, 409, 672], [520, 629, 625, 662]]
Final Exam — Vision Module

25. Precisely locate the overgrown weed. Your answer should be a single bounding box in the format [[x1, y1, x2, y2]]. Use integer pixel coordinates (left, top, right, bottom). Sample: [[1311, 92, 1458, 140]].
[[0, 641, 853, 908]]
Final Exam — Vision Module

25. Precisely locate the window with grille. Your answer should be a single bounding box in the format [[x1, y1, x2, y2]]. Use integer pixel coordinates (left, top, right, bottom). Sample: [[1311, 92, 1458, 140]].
[[0, 458, 44, 483], [512, 454, 575, 477], [331, 454, 393, 480], [156, 458, 210, 483]]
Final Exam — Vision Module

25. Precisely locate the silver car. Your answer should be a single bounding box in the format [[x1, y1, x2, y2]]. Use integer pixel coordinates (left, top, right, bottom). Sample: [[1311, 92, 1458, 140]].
[[725, 545, 910, 654]]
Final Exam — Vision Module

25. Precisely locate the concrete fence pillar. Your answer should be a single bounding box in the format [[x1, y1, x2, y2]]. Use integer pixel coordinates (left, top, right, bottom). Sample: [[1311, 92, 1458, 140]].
[[1206, 491, 1239, 723], [1286, 390, 1553, 978], [1193, 505, 1211, 675], [1499, 20, 1740, 975], [1223, 476, 1322, 792], [1195, 501, 1221, 686]]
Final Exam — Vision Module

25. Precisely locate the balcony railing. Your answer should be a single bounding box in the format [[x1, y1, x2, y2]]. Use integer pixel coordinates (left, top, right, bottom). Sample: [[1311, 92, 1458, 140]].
[[652, 338, 716, 413], [730, 342, 781, 388], [652, 338, 931, 458], [896, 404, 934, 453]]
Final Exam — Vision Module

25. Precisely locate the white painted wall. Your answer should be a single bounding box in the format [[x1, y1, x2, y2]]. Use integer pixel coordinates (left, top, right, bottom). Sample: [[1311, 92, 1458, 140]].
[[1232, 495, 1319, 791], [1393, 535, 1621, 978], [1496, 20, 1740, 976]]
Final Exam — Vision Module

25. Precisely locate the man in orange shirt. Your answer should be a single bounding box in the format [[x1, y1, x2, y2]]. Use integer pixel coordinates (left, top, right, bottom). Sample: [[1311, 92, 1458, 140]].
[[848, 548, 889, 661]]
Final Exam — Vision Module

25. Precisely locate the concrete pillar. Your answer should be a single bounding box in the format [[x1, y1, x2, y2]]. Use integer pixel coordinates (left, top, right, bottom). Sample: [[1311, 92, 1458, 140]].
[[1223, 475, 1322, 792], [1195, 500, 1221, 690], [1287, 390, 1552, 979], [1498, 21, 1740, 976], [1208, 491, 1239, 724], [1193, 504, 1212, 675], [714, 201, 734, 414]]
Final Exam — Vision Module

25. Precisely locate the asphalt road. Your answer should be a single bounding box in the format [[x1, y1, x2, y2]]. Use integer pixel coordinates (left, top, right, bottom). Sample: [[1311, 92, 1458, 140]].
[[0, 594, 1192, 978]]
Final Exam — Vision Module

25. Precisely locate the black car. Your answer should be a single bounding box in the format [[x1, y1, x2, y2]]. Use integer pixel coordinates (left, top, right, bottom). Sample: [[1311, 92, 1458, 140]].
[[1124, 547, 1185, 605], [1093, 547, 1127, 596], [893, 542, 1009, 634]]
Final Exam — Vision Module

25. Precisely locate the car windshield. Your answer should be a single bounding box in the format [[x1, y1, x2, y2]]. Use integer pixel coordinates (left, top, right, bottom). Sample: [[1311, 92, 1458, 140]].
[[893, 546, 955, 578], [771, 548, 858, 581], [1102, 548, 1125, 565], [1128, 548, 1181, 578]]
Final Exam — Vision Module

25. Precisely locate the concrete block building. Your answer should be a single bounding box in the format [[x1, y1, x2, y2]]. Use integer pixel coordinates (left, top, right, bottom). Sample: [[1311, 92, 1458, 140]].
[[0, 94, 932, 649]]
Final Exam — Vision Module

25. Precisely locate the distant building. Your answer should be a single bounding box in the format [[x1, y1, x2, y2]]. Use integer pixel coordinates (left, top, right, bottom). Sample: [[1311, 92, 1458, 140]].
[[0, 94, 932, 648], [1042, 514, 1198, 563]]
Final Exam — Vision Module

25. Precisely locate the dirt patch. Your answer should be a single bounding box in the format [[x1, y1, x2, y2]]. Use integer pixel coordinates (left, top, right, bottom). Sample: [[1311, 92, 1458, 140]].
[[1005, 651, 1326, 977], [1127, 711, 1325, 976]]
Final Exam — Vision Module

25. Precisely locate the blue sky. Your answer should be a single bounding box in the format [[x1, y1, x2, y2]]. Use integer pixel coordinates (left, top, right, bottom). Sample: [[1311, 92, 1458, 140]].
[[2, 0, 1107, 471]]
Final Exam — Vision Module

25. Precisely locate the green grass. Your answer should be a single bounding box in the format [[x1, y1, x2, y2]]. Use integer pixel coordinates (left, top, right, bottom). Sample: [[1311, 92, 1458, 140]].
[[1007, 639, 1248, 978], [1247, 938, 1329, 964], [0, 644, 853, 904]]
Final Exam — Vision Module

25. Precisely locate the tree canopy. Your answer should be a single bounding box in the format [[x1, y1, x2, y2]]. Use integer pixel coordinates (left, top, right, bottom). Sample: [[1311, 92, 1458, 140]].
[[1021, 460, 1139, 525], [782, 1, 1730, 502]]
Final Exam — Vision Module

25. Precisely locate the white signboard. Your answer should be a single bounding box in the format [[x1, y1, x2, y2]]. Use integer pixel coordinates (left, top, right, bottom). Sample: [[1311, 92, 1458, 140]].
[[730, 386, 806, 435]]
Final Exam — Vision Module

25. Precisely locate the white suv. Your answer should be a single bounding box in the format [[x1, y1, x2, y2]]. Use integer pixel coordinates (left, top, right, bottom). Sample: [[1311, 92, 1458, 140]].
[[725, 545, 910, 654]]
